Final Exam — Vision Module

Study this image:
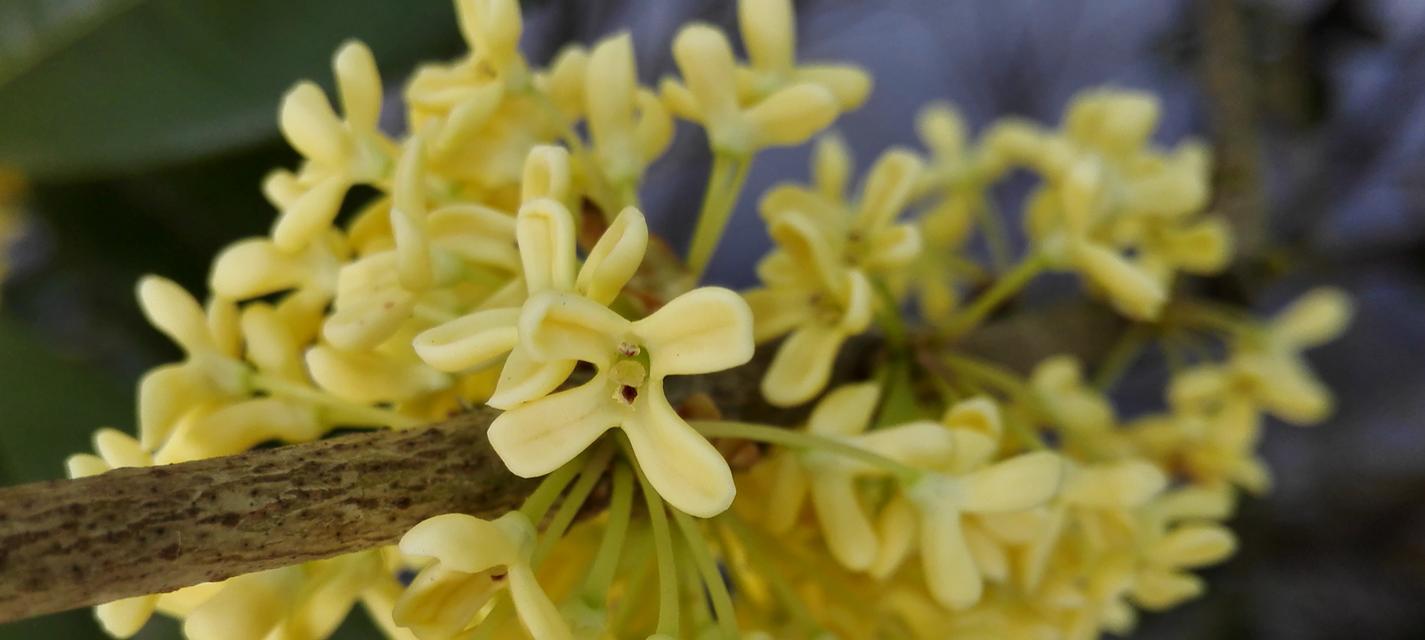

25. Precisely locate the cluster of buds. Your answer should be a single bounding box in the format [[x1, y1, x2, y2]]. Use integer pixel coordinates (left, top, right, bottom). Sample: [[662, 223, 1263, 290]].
[[60, 0, 1350, 638]]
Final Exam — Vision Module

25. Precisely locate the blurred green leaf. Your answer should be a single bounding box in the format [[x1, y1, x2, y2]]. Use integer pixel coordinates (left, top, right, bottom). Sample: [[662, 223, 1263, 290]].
[[0, 0, 462, 180]]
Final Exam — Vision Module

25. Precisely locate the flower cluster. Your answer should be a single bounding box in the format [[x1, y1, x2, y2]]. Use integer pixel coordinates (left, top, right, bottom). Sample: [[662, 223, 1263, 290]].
[[58, 0, 1351, 638]]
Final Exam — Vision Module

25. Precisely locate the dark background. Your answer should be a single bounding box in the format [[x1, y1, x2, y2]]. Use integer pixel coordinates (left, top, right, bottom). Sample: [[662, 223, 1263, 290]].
[[2, 1, 1423, 638]]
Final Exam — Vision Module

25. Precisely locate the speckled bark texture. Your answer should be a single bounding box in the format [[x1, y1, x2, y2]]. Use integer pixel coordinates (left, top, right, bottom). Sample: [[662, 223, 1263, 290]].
[[0, 407, 525, 621]]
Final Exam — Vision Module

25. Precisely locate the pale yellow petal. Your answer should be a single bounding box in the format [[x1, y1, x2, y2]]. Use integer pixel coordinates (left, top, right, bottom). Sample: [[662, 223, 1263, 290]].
[[93, 427, 151, 469], [958, 452, 1063, 513], [521, 145, 572, 205], [807, 382, 879, 437], [761, 324, 844, 408], [488, 376, 621, 477], [763, 451, 809, 533], [137, 276, 212, 354], [516, 198, 578, 294], [306, 345, 450, 404], [745, 83, 839, 149], [738, 0, 794, 72], [812, 134, 851, 199], [279, 82, 349, 166], [517, 291, 625, 367], [743, 286, 813, 342], [671, 25, 739, 124], [507, 564, 574, 640], [624, 386, 735, 518], [855, 148, 923, 232], [400, 513, 519, 572], [576, 206, 648, 305], [1071, 241, 1167, 320], [870, 495, 917, 579], [635, 287, 754, 377], [919, 508, 981, 609], [413, 307, 521, 372], [809, 472, 877, 570], [1147, 524, 1236, 569], [486, 344, 576, 410], [95, 595, 158, 638], [334, 40, 382, 132], [1271, 286, 1353, 349], [1130, 568, 1202, 611], [1062, 461, 1167, 508], [796, 64, 871, 110]]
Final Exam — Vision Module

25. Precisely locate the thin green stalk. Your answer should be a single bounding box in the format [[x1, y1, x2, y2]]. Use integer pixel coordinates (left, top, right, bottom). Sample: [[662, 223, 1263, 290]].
[[534, 445, 614, 565], [629, 445, 681, 637], [672, 509, 738, 640], [519, 455, 585, 524], [578, 463, 635, 601], [1093, 325, 1152, 390], [691, 421, 922, 485], [686, 153, 753, 280], [944, 251, 1049, 337]]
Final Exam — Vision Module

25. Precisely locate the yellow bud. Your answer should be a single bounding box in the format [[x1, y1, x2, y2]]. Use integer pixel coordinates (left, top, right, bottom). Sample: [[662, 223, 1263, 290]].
[[279, 82, 350, 166]]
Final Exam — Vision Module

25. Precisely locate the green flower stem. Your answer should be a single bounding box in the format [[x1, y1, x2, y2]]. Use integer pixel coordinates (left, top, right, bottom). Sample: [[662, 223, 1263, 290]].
[[691, 421, 922, 485], [1093, 324, 1153, 390], [518, 454, 585, 524], [686, 153, 753, 280], [671, 509, 738, 640], [533, 445, 613, 565], [944, 250, 1049, 337], [247, 373, 422, 429], [628, 441, 681, 637], [577, 463, 634, 602]]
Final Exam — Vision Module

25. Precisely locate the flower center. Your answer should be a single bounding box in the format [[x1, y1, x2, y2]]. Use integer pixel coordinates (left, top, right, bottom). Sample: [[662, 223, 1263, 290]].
[[610, 342, 649, 406]]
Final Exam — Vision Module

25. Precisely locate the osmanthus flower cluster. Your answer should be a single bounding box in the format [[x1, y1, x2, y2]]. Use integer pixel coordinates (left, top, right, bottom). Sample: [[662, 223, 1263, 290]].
[[58, 0, 1353, 638]]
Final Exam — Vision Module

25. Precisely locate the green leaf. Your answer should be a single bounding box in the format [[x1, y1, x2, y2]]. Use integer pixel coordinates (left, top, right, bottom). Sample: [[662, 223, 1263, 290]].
[[0, 0, 463, 180]]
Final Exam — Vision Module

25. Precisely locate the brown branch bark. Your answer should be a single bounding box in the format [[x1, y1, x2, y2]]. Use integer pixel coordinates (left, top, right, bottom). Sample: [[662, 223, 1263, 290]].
[[0, 305, 1112, 624]]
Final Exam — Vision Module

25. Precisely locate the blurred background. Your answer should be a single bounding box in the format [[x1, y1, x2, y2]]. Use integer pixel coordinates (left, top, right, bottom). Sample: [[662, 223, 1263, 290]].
[[2, 0, 1423, 638]]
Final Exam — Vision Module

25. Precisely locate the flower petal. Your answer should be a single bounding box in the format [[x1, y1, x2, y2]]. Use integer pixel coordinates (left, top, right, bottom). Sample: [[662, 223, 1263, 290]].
[[761, 324, 844, 408], [1063, 461, 1167, 508], [279, 82, 349, 166], [958, 452, 1063, 513], [745, 83, 839, 149], [855, 148, 923, 233], [797, 64, 871, 110], [807, 382, 879, 437], [870, 495, 917, 579], [518, 291, 625, 367], [671, 25, 739, 125], [856, 421, 957, 469], [486, 343, 576, 410], [919, 508, 982, 609], [743, 286, 813, 343], [1270, 286, 1353, 349], [521, 145, 572, 205], [763, 451, 809, 533], [137, 276, 213, 354], [738, 0, 794, 73], [488, 375, 621, 477], [635, 287, 754, 377], [1146, 524, 1236, 569], [1070, 241, 1166, 320], [624, 386, 735, 518], [576, 206, 648, 305], [399, 513, 518, 572], [809, 472, 877, 571], [96, 596, 158, 639], [392, 564, 497, 639], [516, 198, 578, 294], [413, 307, 521, 372], [507, 564, 574, 640]]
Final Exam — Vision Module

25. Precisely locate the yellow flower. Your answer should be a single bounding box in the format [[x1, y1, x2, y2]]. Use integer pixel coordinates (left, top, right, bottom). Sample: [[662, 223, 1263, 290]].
[[1227, 286, 1352, 425], [413, 193, 648, 410], [763, 383, 955, 570], [582, 33, 673, 191], [661, 23, 840, 157], [395, 512, 570, 640], [184, 552, 389, 640], [732, 0, 871, 110], [271, 41, 392, 252], [879, 398, 1064, 609], [489, 287, 753, 517]]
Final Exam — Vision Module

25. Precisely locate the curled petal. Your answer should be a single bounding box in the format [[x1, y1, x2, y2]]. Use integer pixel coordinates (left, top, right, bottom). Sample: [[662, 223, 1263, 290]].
[[488, 375, 621, 477], [808, 382, 879, 437], [516, 199, 578, 294], [863, 224, 921, 271], [1071, 241, 1167, 320], [486, 344, 576, 410], [797, 64, 871, 110], [393, 564, 498, 639], [634, 89, 674, 162], [576, 206, 648, 305], [518, 291, 626, 367], [671, 25, 739, 125], [856, 421, 957, 470], [764, 451, 809, 533], [964, 525, 1008, 584], [391, 137, 433, 291], [431, 82, 505, 160], [767, 211, 841, 293], [743, 286, 813, 343], [761, 324, 845, 408], [920, 508, 981, 609], [586, 34, 638, 160], [958, 452, 1063, 513], [413, 307, 521, 372], [942, 396, 1003, 440], [745, 83, 839, 149], [138, 363, 224, 450], [1271, 287, 1353, 349], [636, 287, 754, 377], [306, 346, 450, 404], [274, 176, 350, 254], [279, 82, 349, 166], [211, 238, 313, 300], [624, 386, 735, 517], [507, 564, 574, 640], [521, 145, 572, 204], [739, 0, 794, 73], [855, 148, 923, 232], [870, 495, 917, 579], [137, 276, 213, 354], [334, 40, 382, 132], [809, 472, 877, 570], [400, 513, 519, 572], [812, 135, 852, 200], [1063, 461, 1167, 508]]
